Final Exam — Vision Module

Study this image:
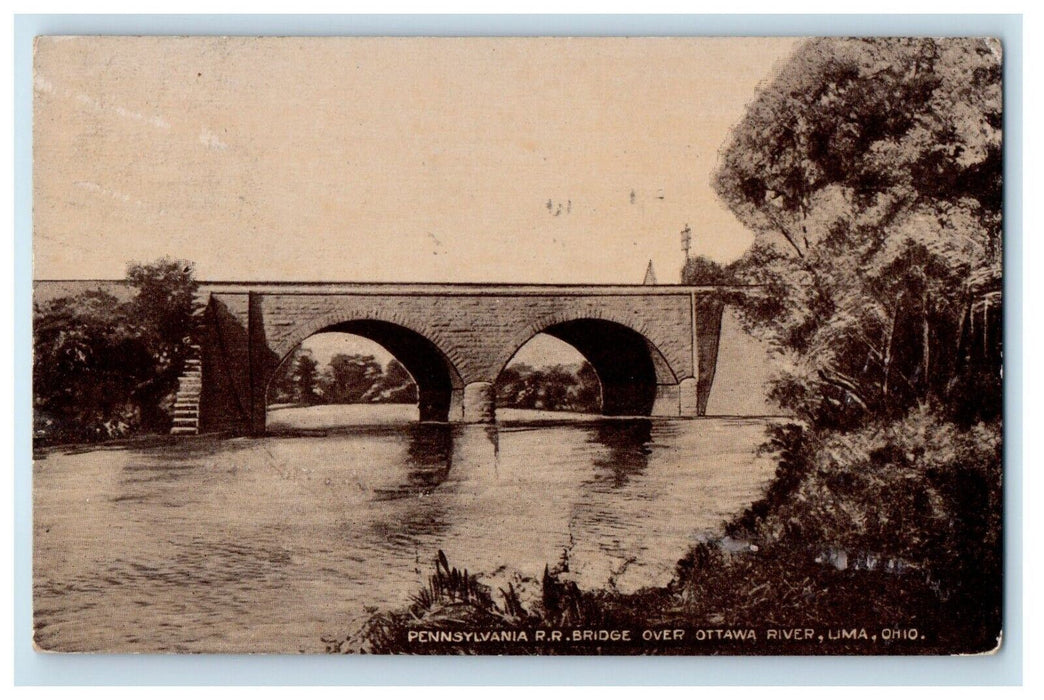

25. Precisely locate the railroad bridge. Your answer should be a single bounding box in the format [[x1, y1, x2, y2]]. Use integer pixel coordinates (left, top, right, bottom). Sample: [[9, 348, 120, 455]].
[[178, 282, 734, 435]]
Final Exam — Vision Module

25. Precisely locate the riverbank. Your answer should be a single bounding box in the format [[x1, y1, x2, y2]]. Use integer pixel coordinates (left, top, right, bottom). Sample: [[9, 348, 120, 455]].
[[266, 403, 689, 432], [334, 411, 1003, 656], [328, 543, 956, 655]]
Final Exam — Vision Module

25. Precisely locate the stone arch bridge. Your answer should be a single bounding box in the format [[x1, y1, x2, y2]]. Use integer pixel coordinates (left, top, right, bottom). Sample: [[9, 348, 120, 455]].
[[180, 282, 735, 435]]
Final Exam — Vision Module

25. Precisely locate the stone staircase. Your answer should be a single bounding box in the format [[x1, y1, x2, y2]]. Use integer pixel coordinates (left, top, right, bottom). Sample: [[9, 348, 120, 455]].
[[170, 346, 202, 435]]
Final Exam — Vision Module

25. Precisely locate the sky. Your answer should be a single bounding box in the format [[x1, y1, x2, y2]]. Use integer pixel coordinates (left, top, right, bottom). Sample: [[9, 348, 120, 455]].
[[33, 36, 799, 284]]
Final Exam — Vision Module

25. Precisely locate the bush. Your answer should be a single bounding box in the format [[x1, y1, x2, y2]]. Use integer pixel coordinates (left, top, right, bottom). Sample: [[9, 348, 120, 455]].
[[495, 362, 600, 413], [33, 258, 199, 444], [681, 255, 736, 286], [715, 406, 1002, 648], [736, 408, 1001, 572]]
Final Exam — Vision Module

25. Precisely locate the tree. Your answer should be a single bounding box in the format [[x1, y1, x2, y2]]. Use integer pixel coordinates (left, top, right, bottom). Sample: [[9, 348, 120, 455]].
[[293, 353, 321, 405], [495, 361, 601, 413], [320, 353, 384, 404], [364, 359, 418, 403], [269, 351, 418, 406], [125, 257, 201, 430], [713, 38, 1002, 427], [572, 361, 602, 413], [33, 257, 199, 442], [33, 291, 153, 442], [681, 255, 735, 286], [268, 349, 299, 404], [711, 38, 1003, 644]]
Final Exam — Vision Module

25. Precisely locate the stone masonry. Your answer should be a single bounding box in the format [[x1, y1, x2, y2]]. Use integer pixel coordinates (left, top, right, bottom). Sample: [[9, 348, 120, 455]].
[[190, 282, 727, 435]]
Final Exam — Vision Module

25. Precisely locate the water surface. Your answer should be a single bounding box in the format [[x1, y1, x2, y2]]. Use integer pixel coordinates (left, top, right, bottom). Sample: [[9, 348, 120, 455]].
[[34, 413, 778, 652]]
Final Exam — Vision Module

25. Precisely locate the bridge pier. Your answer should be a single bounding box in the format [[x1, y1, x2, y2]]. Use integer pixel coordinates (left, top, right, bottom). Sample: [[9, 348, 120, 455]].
[[679, 377, 700, 417], [651, 384, 681, 417], [462, 381, 496, 423], [171, 282, 735, 435], [448, 388, 464, 422]]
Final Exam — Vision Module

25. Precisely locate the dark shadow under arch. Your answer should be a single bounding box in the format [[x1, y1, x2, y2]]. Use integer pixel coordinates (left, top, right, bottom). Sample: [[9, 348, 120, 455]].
[[267, 319, 463, 423], [501, 319, 670, 417]]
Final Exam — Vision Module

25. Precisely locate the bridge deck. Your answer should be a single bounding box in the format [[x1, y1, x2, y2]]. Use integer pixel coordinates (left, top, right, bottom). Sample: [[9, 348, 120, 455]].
[[198, 282, 758, 296], [36, 279, 761, 298]]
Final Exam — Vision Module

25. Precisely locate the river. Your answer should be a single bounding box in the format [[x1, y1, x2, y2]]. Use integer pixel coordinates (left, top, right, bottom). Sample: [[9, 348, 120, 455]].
[[33, 406, 779, 653]]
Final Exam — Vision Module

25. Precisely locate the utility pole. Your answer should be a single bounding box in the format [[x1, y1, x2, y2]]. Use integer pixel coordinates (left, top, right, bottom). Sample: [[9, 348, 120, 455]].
[[681, 224, 692, 262]]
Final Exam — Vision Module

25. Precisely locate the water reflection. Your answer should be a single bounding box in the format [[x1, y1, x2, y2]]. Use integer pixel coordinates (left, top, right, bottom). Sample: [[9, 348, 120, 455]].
[[366, 423, 466, 549], [373, 423, 456, 500], [448, 424, 502, 482], [382, 418, 664, 496], [34, 416, 779, 652], [587, 419, 655, 488], [566, 420, 682, 580]]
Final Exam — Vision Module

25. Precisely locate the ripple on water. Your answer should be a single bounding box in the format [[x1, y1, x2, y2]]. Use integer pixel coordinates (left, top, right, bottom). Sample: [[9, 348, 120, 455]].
[[33, 417, 781, 652]]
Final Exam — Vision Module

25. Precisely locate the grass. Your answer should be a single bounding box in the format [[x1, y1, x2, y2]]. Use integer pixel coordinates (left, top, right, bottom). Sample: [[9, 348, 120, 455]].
[[326, 411, 1003, 656]]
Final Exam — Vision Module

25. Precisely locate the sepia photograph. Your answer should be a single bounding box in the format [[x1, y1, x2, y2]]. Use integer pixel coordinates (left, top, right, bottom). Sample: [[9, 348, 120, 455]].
[[30, 35, 1003, 655]]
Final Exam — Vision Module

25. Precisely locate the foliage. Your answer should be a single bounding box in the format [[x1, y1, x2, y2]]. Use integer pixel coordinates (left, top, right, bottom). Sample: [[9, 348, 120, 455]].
[[294, 353, 321, 405], [705, 36, 1004, 647], [495, 361, 601, 413], [373, 359, 419, 403], [329, 550, 645, 654], [715, 38, 1001, 258], [125, 258, 201, 430], [274, 350, 598, 412], [327, 550, 530, 654], [33, 258, 199, 443], [727, 409, 1001, 632], [268, 351, 417, 406], [268, 348, 300, 404], [320, 353, 384, 403], [409, 550, 497, 613], [268, 349, 321, 405], [713, 38, 1002, 427], [338, 523, 995, 654], [681, 255, 736, 286], [126, 259, 199, 367], [33, 291, 154, 442]]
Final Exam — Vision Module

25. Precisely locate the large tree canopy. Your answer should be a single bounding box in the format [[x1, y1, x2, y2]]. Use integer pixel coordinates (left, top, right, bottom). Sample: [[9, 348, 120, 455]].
[[716, 37, 1001, 259], [714, 38, 1002, 427]]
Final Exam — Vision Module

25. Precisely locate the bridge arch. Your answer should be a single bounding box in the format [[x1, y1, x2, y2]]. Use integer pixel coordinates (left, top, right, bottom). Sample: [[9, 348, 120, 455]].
[[267, 312, 465, 423], [190, 285, 719, 434], [493, 311, 680, 417]]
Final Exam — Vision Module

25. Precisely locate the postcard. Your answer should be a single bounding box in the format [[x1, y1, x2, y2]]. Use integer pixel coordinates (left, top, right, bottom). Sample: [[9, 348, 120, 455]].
[[32, 36, 1003, 654]]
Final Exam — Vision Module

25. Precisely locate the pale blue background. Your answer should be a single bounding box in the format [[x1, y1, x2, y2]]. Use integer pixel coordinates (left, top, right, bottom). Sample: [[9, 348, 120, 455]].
[[13, 13, 1023, 685]]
